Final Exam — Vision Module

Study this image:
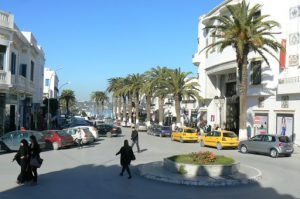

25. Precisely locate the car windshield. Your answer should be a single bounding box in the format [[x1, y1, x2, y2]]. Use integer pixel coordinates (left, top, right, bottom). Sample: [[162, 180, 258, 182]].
[[57, 130, 69, 136], [184, 129, 195, 133], [278, 136, 290, 143], [162, 127, 171, 130], [223, 132, 237, 138], [82, 128, 90, 134]]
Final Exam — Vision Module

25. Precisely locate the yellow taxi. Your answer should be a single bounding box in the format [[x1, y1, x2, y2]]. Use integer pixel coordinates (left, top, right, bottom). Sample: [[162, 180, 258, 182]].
[[200, 130, 239, 150], [171, 127, 198, 143]]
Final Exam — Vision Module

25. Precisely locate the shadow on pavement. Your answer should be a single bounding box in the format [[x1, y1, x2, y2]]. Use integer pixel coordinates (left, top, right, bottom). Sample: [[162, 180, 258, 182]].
[[0, 163, 296, 199]]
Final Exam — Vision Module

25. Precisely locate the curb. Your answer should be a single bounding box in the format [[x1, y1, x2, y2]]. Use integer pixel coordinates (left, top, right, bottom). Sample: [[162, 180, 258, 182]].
[[138, 162, 262, 187]]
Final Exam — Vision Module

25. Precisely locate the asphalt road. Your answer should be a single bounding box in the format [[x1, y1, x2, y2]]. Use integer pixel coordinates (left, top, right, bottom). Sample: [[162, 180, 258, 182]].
[[0, 127, 299, 199]]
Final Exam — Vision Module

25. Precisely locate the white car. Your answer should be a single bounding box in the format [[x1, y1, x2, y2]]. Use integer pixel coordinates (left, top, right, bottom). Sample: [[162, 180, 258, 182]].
[[76, 125, 99, 140], [64, 127, 95, 144], [121, 121, 131, 128]]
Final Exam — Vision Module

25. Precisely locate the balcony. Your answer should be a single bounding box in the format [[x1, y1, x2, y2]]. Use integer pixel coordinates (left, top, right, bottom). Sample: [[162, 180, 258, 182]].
[[277, 76, 300, 94], [192, 53, 200, 66]]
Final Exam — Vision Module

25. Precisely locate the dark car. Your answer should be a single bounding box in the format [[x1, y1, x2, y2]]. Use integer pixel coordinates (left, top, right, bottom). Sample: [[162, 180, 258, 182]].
[[96, 124, 122, 138], [64, 118, 92, 128], [239, 134, 294, 158], [147, 124, 159, 135], [42, 130, 75, 150], [0, 130, 46, 151], [153, 126, 172, 137]]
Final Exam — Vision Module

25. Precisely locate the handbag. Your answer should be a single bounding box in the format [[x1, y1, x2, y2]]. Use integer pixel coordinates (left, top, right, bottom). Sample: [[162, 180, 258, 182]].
[[30, 156, 43, 168]]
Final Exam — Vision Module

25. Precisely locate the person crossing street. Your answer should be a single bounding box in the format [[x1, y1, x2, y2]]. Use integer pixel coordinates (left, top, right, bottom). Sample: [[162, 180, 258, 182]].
[[131, 126, 140, 153]]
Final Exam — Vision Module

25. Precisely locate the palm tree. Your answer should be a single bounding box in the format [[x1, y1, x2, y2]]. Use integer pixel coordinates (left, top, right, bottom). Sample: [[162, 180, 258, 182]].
[[164, 68, 200, 127], [129, 73, 145, 124], [146, 66, 172, 125], [107, 77, 123, 120], [203, 0, 283, 139], [60, 89, 76, 115], [141, 75, 155, 126], [91, 91, 109, 118], [122, 75, 134, 124]]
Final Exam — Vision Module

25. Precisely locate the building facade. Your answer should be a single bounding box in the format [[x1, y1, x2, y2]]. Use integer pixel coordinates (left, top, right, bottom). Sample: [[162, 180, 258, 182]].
[[193, 0, 300, 145], [43, 68, 59, 99], [0, 11, 45, 135]]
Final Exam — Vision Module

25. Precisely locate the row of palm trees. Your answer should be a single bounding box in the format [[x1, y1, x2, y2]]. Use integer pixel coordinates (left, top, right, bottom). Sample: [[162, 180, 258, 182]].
[[91, 91, 109, 118], [107, 67, 201, 126]]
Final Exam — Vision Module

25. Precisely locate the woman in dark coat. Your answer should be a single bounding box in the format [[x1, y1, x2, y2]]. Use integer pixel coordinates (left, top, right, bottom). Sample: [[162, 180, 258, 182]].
[[13, 139, 30, 184], [29, 135, 41, 185], [116, 140, 135, 179]]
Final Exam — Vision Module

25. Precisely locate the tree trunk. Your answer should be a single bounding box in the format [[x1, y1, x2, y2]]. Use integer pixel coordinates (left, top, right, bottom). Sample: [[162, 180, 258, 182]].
[[122, 95, 126, 122], [174, 94, 181, 127], [146, 95, 151, 126], [101, 101, 104, 118], [135, 93, 139, 124], [118, 97, 122, 120], [158, 97, 164, 125], [66, 99, 70, 115], [113, 97, 118, 119], [128, 93, 132, 124], [239, 53, 248, 140]]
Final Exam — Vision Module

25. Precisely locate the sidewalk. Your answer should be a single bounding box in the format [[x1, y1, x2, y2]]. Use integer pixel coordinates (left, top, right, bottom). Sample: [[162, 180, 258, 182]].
[[138, 161, 262, 187]]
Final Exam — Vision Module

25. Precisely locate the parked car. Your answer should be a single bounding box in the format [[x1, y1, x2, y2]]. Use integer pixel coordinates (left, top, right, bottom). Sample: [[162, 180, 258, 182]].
[[75, 126, 98, 140], [200, 130, 239, 150], [239, 134, 294, 158], [42, 130, 75, 150], [64, 127, 94, 145], [96, 124, 122, 137], [0, 130, 46, 151], [64, 119, 98, 140], [137, 123, 147, 132], [171, 127, 198, 143], [121, 121, 131, 128], [153, 126, 172, 137]]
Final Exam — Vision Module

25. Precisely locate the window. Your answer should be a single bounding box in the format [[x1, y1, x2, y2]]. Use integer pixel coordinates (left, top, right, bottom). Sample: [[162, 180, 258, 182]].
[[212, 131, 221, 137], [30, 61, 34, 81], [263, 135, 275, 142], [251, 135, 263, 141], [258, 97, 264, 108], [20, 64, 27, 77], [11, 52, 16, 74], [281, 96, 289, 108], [0, 45, 6, 70], [250, 61, 262, 85], [45, 78, 50, 86]]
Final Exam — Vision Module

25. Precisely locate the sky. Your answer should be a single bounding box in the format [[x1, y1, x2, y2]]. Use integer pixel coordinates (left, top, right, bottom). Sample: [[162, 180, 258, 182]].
[[1, 0, 223, 101]]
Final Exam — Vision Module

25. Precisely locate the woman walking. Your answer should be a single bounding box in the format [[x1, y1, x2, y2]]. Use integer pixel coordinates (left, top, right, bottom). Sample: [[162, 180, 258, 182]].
[[29, 135, 41, 185], [13, 139, 30, 184], [116, 140, 135, 179]]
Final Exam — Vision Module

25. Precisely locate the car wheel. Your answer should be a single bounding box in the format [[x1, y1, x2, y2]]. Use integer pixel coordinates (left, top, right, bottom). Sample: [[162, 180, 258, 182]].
[[52, 142, 59, 150], [200, 140, 205, 147], [216, 143, 222, 150], [270, 149, 278, 158], [180, 138, 184, 143], [160, 134, 163, 137], [106, 132, 112, 138], [240, 145, 248, 153]]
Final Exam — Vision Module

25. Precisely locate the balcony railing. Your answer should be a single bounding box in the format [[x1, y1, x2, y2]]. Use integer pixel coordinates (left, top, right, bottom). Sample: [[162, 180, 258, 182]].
[[279, 76, 300, 84]]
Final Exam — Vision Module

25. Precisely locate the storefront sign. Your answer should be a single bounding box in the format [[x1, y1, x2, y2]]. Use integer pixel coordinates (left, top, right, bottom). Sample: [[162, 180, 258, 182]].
[[290, 5, 300, 19], [289, 55, 299, 66], [276, 114, 293, 140], [289, 33, 300, 45]]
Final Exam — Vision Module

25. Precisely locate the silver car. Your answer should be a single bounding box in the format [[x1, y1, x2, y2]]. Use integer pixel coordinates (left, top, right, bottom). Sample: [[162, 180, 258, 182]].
[[0, 130, 46, 151], [239, 134, 294, 158]]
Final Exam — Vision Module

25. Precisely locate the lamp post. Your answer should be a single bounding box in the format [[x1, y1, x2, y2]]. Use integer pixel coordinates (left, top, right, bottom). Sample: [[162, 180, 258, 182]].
[[214, 96, 225, 129], [47, 67, 62, 130]]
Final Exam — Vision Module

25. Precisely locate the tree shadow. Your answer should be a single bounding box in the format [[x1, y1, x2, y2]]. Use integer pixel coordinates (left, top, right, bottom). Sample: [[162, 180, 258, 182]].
[[0, 162, 296, 199]]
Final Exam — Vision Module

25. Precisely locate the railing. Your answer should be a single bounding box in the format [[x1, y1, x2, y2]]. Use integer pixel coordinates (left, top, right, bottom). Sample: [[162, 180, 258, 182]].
[[278, 76, 300, 84], [0, 72, 6, 82]]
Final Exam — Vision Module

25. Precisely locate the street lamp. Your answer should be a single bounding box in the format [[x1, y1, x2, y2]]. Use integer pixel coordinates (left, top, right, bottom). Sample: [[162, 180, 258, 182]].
[[58, 81, 71, 92], [214, 96, 225, 129], [47, 67, 63, 130]]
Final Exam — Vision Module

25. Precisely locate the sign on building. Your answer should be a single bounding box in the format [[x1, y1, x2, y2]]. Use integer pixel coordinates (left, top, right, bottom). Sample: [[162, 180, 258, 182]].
[[289, 54, 299, 66]]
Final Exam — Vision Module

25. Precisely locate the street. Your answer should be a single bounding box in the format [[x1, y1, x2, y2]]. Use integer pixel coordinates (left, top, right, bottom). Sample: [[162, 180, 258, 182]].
[[0, 127, 299, 199]]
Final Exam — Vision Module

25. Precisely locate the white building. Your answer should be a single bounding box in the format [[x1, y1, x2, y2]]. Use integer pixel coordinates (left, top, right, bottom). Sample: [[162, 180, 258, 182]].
[[193, 0, 300, 145], [0, 11, 45, 135], [43, 68, 59, 99]]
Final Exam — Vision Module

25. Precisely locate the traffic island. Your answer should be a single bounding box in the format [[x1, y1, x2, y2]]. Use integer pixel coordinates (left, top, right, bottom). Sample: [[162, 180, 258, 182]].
[[138, 151, 262, 187]]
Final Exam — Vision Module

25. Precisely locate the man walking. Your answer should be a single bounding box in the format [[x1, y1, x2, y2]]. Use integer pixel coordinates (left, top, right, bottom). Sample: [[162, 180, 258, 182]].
[[131, 126, 140, 153]]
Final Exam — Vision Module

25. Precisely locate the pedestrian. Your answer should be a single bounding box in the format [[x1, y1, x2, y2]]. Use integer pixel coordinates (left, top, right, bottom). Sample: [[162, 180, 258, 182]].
[[207, 125, 212, 134], [76, 128, 83, 149], [29, 135, 41, 185], [116, 140, 135, 179], [247, 125, 252, 140], [13, 139, 31, 184], [131, 126, 140, 153]]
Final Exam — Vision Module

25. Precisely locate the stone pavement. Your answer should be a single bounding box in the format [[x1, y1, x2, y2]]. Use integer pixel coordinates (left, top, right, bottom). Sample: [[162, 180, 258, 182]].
[[138, 161, 262, 187]]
